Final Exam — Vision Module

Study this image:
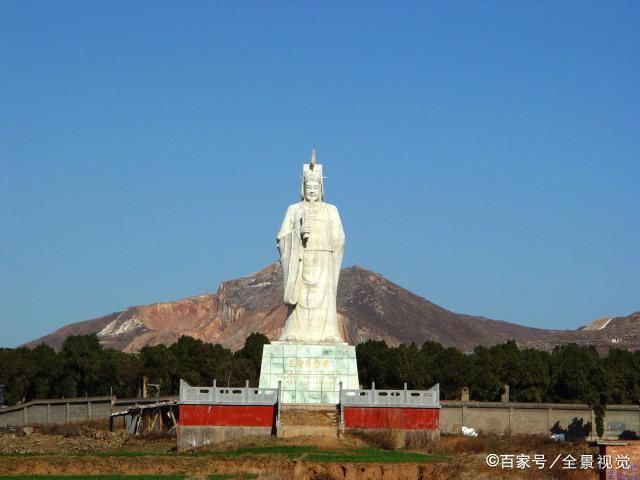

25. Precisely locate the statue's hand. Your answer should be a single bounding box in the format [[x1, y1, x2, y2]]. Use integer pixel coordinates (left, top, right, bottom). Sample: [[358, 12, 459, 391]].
[[300, 224, 310, 239]]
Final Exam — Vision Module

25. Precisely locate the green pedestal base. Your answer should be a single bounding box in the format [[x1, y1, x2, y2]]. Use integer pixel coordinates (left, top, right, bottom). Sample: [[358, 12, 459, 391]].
[[258, 342, 359, 404]]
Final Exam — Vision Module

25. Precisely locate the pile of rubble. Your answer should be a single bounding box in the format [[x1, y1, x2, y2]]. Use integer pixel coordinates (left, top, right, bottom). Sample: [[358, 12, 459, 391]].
[[0, 426, 128, 454]]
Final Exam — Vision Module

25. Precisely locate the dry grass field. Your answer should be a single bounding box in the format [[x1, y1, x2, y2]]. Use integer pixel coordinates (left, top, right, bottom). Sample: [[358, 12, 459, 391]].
[[0, 421, 603, 479]]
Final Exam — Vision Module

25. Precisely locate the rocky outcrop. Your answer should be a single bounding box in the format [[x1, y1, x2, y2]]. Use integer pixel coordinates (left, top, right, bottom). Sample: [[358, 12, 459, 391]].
[[522, 311, 640, 353], [25, 263, 288, 352]]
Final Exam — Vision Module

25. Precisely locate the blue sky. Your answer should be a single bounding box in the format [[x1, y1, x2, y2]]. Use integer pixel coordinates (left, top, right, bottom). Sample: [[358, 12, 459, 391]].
[[1, 1, 638, 348]]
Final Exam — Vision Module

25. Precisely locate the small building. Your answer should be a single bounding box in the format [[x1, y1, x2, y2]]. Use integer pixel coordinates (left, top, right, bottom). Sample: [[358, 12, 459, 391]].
[[596, 440, 640, 480]]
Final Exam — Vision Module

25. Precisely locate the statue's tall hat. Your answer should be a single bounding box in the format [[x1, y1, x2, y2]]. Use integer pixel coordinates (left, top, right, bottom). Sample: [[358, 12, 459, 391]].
[[300, 148, 325, 200]]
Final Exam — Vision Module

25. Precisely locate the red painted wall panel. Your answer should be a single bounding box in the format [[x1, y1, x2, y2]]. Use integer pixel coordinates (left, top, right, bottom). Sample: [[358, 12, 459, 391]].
[[343, 407, 439, 430], [180, 404, 275, 427]]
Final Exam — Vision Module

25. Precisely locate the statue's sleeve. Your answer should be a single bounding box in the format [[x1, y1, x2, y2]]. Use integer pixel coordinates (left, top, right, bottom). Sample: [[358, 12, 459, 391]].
[[331, 206, 345, 291], [277, 205, 302, 305], [277, 205, 297, 244]]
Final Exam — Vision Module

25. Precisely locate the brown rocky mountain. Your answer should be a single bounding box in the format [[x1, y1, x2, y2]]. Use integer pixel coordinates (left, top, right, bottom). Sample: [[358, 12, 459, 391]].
[[26, 263, 569, 352], [522, 312, 640, 354]]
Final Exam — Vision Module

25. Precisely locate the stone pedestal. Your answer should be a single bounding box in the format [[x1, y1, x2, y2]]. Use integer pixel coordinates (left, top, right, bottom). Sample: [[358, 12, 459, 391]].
[[258, 342, 359, 404]]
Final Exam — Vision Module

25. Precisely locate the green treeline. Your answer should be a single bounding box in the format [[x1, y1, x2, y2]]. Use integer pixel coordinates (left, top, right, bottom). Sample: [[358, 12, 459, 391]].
[[0, 333, 270, 405], [1, 335, 639, 410], [357, 340, 640, 405]]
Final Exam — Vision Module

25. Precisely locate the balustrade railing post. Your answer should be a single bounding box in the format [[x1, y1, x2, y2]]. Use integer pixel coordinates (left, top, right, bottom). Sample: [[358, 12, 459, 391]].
[[277, 380, 282, 427], [339, 381, 344, 431]]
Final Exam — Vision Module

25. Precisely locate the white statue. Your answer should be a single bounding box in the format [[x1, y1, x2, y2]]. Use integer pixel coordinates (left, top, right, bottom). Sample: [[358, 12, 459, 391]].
[[277, 150, 345, 343]]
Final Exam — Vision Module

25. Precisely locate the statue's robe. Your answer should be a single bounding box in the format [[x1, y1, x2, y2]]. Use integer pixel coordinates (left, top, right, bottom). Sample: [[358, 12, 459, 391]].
[[277, 201, 345, 342]]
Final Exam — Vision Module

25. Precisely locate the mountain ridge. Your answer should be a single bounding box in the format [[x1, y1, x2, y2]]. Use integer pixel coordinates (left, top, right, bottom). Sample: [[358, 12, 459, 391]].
[[23, 263, 637, 353]]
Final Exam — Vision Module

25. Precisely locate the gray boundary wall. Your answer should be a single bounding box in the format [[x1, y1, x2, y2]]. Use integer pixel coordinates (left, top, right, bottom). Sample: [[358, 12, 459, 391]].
[[0, 397, 112, 427], [441, 401, 640, 440], [0, 396, 176, 428]]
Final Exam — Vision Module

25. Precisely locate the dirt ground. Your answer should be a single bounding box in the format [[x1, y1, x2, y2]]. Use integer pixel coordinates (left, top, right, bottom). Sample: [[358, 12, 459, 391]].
[[0, 422, 602, 479], [0, 428, 127, 454]]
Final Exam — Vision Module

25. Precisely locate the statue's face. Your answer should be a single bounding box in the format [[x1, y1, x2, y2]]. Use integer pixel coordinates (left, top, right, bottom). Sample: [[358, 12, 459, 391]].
[[304, 181, 321, 202]]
